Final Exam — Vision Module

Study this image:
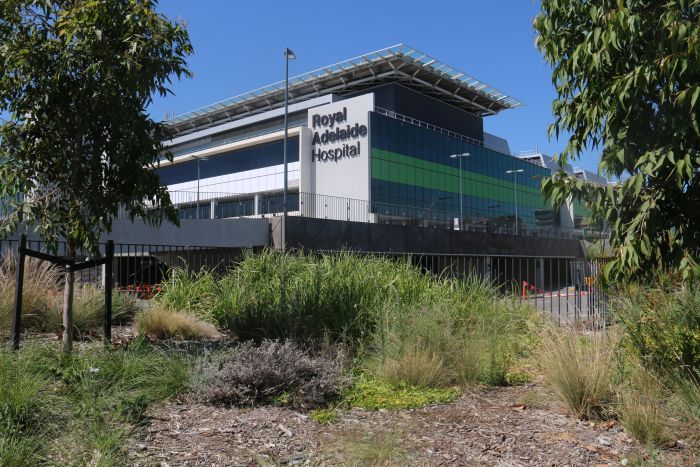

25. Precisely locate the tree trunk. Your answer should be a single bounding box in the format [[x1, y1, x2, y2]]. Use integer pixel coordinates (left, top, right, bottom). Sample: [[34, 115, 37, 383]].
[[62, 241, 76, 353]]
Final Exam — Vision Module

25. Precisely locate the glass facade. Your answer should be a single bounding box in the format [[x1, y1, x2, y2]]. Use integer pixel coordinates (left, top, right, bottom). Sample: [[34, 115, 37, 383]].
[[155, 137, 299, 186], [369, 112, 557, 229]]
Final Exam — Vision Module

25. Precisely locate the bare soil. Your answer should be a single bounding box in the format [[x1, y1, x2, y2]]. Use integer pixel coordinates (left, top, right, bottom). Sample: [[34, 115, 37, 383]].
[[129, 384, 694, 466]]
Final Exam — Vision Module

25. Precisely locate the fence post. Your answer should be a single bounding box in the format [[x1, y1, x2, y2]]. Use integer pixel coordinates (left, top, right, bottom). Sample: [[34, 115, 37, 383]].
[[104, 240, 114, 343], [12, 234, 27, 350]]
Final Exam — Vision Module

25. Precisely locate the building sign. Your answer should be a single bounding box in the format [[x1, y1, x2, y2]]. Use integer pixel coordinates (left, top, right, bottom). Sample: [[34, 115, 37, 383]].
[[310, 107, 368, 162], [301, 93, 374, 208]]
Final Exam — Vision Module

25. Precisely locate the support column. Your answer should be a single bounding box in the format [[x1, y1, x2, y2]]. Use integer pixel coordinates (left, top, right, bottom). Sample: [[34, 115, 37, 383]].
[[536, 257, 545, 291]]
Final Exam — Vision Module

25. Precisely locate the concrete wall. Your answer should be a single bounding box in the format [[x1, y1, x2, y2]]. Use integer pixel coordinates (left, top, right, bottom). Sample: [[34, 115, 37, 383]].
[[99, 218, 270, 247], [272, 216, 586, 258]]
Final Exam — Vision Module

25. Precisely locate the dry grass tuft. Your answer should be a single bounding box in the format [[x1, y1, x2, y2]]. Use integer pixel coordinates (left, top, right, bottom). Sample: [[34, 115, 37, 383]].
[[379, 343, 447, 388], [618, 368, 671, 447], [0, 252, 61, 331], [136, 307, 220, 341], [536, 328, 615, 419], [331, 429, 408, 466]]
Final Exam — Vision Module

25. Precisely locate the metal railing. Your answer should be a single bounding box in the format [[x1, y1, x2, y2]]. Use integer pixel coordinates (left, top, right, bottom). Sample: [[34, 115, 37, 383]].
[[0, 238, 241, 296], [0, 240, 610, 331], [314, 250, 610, 327], [375, 107, 502, 153], [127, 189, 605, 241]]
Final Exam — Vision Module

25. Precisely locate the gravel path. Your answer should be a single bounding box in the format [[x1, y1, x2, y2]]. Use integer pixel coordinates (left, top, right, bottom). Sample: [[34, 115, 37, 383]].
[[130, 384, 692, 466]]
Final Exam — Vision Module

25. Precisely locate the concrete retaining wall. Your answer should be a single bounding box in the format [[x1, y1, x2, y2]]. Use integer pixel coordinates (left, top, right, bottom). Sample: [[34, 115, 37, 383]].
[[273, 217, 586, 258]]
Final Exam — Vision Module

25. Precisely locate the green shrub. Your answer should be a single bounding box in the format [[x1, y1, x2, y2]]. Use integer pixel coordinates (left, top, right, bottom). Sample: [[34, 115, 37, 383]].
[[194, 340, 351, 409], [613, 284, 700, 381]]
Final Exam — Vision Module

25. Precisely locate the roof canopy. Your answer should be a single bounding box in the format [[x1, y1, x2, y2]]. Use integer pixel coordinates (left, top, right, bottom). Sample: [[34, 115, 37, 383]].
[[167, 44, 523, 135]]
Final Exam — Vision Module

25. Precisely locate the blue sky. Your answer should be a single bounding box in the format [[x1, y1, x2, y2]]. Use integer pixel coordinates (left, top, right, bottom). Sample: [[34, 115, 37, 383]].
[[150, 0, 600, 173]]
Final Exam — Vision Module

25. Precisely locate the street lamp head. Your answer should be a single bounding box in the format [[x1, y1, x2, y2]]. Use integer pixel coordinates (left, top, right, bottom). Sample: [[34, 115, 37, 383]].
[[449, 152, 471, 159], [284, 48, 296, 60]]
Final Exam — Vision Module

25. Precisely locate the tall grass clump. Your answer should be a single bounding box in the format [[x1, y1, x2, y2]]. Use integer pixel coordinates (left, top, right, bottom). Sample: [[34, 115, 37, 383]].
[[0, 252, 60, 331], [41, 286, 140, 337], [618, 368, 670, 446], [1, 250, 139, 336], [536, 328, 615, 419], [373, 276, 540, 388], [156, 266, 219, 322], [156, 249, 447, 342], [0, 342, 192, 465]]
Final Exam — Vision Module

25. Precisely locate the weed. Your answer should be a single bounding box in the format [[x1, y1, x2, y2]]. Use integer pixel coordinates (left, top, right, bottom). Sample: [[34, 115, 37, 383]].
[[111, 291, 141, 325], [135, 306, 220, 341], [373, 299, 538, 389], [343, 373, 459, 411], [0, 434, 44, 466], [670, 376, 700, 448], [309, 408, 339, 425], [620, 393, 670, 447], [505, 370, 534, 386]]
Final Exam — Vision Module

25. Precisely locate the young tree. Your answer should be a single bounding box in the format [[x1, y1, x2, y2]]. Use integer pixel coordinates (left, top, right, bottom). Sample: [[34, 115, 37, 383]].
[[535, 0, 700, 281], [0, 0, 192, 350]]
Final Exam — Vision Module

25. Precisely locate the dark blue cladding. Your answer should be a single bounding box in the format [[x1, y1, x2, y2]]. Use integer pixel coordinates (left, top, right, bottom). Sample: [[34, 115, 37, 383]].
[[154, 137, 300, 186]]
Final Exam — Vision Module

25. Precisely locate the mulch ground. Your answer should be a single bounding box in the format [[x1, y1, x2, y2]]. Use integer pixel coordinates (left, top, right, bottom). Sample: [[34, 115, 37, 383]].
[[129, 384, 695, 466]]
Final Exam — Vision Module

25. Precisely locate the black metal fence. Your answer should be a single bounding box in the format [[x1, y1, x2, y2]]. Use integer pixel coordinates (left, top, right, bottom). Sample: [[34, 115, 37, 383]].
[[315, 251, 609, 326], [1, 239, 609, 345], [0, 239, 242, 298]]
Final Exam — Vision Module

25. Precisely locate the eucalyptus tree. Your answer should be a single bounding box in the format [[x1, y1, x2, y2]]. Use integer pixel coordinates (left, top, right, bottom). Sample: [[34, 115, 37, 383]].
[[535, 0, 700, 281], [0, 0, 192, 350]]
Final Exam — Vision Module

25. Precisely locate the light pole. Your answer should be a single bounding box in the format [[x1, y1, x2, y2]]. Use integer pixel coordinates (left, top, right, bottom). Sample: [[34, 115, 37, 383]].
[[506, 169, 524, 235], [283, 48, 296, 250], [194, 155, 208, 219], [450, 152, 470, 230]]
